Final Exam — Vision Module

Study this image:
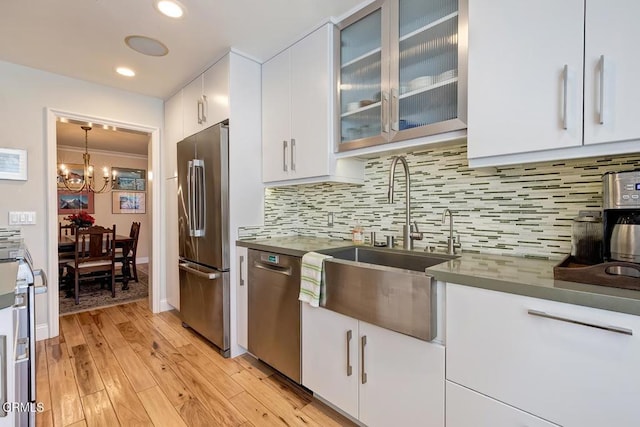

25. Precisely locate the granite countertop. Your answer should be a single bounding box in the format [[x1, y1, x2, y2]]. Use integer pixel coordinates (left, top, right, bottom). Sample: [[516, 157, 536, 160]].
[[0, 261, 18, 310], [237, 236, 640, 316]]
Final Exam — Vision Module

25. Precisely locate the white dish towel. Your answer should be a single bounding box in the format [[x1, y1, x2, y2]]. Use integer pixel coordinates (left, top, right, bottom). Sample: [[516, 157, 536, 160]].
[[299, 251, 333, 307]]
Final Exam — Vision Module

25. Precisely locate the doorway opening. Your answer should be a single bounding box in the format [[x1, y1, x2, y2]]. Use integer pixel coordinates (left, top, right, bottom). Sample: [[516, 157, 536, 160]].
[[56, 119, 151, 315], [46, 109, 162, 338]]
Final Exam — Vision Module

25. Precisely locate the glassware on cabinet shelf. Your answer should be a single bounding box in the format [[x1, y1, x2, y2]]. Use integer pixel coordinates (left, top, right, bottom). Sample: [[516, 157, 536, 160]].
[[398, 0, 459, 130], [340, 8, 383, 144]]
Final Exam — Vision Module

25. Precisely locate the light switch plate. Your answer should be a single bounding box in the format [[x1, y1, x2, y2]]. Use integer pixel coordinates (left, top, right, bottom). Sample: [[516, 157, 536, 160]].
[[8, 211, 36, 225]]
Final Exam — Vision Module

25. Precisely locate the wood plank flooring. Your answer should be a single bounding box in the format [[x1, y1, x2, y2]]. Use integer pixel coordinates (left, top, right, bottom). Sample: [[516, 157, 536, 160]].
[[37, 300, 356, 427]]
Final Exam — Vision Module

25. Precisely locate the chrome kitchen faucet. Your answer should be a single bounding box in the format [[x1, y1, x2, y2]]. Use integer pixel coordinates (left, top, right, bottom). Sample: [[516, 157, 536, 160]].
[[442, 208, 461, 255], [388, 156, 423, 250]]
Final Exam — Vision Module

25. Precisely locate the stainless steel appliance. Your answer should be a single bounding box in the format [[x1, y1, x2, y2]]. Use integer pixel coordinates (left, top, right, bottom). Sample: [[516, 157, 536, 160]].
[[0, 239, 47, 427], [603, 170, 640, 277], [177, 122, 231, 357], [248, 250, 301, 383]]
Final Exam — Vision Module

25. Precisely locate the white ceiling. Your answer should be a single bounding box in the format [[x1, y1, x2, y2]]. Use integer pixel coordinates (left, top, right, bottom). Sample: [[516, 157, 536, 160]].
[[57, 121, 150, 156], [0, 0, 367, 100]]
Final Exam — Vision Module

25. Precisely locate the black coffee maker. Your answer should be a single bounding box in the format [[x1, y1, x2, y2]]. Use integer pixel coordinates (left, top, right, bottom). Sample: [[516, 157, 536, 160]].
[[602, 170, 640, 277]]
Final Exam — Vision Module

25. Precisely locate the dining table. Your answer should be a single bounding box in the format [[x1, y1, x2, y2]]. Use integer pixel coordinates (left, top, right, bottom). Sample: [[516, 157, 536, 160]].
[[58, 234, 135, 290]]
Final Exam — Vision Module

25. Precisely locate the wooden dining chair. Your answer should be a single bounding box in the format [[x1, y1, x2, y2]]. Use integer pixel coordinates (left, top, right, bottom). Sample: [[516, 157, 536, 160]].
[[59, 222, 76, 238], [116, 221, 141, 282], [58, 223, 77, 287], [65, 225, 117, 305]]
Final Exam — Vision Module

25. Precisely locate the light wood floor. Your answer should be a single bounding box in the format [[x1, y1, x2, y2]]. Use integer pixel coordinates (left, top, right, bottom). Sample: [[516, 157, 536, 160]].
[[36, 300, 356, 427]]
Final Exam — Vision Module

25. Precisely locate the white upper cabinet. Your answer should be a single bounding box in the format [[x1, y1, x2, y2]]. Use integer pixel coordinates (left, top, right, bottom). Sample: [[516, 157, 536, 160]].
[[467, 0, 585, 160], [262, 23, 364, 186], [183, 55, 230, 139], [337, 0, 467, 153], [467, 0, 640, 167], [583, 0, 640, 146]]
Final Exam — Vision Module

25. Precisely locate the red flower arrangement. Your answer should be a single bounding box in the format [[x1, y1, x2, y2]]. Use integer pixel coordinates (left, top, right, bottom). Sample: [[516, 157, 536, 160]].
[[64, 211, 95, 227]]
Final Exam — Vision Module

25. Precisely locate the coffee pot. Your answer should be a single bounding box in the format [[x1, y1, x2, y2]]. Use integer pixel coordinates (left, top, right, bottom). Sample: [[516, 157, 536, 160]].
[[603, 171, 640, 277]]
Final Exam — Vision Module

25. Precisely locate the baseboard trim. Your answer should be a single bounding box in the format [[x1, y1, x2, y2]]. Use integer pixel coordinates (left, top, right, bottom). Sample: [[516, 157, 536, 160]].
[[137, 256, 149, 264], [36, 323, 50, 341], [159, 299, 175, 312]]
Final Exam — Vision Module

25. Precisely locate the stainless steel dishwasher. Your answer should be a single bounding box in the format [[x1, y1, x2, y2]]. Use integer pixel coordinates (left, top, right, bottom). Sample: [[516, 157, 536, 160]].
[[248, 249, 301, 383]]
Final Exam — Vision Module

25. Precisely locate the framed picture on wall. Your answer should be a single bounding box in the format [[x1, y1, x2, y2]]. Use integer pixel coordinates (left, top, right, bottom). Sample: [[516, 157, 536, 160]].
[[112, 167, 146, 191], [112, 191, 146, 214], [58, 190, 95, 214], [57, 163, 88, 187], [0, 148, 27, 181]]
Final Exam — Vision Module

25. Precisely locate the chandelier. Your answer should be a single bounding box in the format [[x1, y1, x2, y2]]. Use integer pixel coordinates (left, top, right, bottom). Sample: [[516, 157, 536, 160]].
[[58, 125, 116, 194]]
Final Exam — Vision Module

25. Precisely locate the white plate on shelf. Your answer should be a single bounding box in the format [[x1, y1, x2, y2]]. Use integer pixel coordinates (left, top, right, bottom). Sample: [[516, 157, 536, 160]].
[[347, 102, 360, 112], [408, 76, 435, 91], [436, 69, 457, 82]]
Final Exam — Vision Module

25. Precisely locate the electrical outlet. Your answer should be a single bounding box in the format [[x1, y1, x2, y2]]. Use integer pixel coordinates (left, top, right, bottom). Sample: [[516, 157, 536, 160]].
[[327, 212, 334, 227]]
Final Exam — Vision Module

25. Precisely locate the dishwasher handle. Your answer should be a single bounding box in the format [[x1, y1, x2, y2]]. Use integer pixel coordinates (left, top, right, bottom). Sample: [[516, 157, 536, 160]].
[[179, 262, 221, 280], [252, 261, 292, 276]]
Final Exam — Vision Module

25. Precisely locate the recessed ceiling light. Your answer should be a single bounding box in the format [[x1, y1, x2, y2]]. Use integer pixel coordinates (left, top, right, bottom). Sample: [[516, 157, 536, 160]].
[[154, 0, 184, 18], [116, 67, 136, 77], [125, 35, 169, 57]]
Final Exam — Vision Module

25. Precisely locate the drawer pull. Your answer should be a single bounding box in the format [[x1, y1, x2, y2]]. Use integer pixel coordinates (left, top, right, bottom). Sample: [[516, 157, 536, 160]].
[[527, 309, 633, 336]]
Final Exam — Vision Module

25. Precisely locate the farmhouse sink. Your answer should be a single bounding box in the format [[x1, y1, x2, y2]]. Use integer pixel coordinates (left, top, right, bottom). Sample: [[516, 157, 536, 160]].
[[317, 246, 457, 342], [323, 246, 456, 271]]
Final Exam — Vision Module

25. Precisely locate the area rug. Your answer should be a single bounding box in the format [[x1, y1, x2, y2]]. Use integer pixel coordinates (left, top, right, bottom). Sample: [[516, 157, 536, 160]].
[[59, 265, 149, 316]]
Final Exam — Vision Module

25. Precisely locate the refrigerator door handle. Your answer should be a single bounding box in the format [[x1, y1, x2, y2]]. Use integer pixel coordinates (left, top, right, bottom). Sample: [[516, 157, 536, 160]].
[[179, 262, 221, 280], [187, 160, 195, 236], [192, 159, 205, 237]]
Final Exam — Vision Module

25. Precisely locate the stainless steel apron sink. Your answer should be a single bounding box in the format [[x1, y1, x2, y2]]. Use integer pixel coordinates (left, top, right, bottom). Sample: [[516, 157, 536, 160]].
[[318, 247, 456, 342]]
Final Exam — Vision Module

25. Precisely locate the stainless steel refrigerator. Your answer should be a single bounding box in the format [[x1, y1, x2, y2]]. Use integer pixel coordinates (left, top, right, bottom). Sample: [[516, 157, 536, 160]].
[[177, 121, 231, 357]]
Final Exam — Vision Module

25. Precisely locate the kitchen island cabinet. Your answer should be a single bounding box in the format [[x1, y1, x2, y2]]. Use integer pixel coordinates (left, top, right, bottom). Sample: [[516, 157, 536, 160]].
[[446, 282, 640, 427], [262, 23, 364, 186], [467, 0, 640, 167], [302, 304, 444, 427]]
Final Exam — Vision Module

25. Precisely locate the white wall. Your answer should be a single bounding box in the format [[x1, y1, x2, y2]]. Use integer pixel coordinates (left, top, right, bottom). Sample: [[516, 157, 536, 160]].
[[56, 147, 151, 261], [0, 60, 163, 337]]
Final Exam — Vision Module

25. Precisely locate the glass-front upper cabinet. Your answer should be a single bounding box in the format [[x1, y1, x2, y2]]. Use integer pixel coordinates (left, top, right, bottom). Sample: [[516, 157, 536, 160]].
[[337, 0, 467, 152]]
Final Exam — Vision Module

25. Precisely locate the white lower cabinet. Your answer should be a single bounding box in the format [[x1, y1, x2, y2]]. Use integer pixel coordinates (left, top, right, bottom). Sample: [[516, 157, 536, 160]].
[[302, 305, 444, 426], [236, 246, 248, 350], [446, 381, 559, 427], [446, 283, 640, 427], [0, 306, 15, 427]]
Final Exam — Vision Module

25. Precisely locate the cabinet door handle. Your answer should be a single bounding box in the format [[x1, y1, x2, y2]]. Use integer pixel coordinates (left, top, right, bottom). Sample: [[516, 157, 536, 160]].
[[201, 95, 208, 123], [239, 255, 245, 286], [290, 139, 296, 172], [346, 330, 353, 376], [599, 55, 605, 125], [360, 335, 367, 384], [391, 88, 399, 131], [562, 64, 568, 130], [282, 140, 288, 172], [197, 99, 203, 124], [527, 309, 633, 335], [381, 91, 389, 133]]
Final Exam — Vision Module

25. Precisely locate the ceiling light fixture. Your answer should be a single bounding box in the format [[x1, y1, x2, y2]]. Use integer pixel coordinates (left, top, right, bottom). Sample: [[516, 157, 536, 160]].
[[58, 126, 116, 194], [116, 67, 136, 77], [155, 0, 184, 18], [125, 35, 169, 57]]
